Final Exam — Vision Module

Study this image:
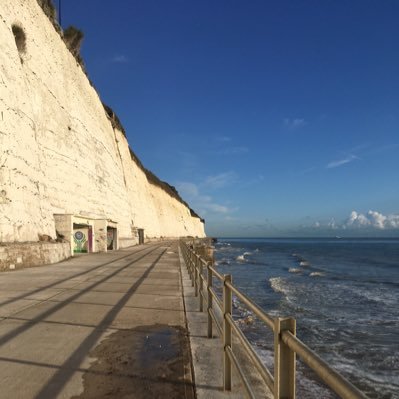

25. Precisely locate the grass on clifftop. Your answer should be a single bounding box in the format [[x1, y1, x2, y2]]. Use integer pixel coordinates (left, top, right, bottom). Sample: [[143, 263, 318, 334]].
[[37, 0, 57, 24], [63, 26, 84, 66]]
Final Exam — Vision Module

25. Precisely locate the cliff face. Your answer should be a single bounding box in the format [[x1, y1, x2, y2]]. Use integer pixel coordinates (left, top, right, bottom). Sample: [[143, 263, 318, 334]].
[[0, 0, 205, 245]]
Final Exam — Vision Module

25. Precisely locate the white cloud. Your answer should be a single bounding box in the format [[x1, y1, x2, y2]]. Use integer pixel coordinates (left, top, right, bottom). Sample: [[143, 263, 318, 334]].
[[284, 118, 306, 129], [215, 136, 232, 142], [239, 174, 264, 188], [176, 181, 235, 215], [345, 210, 399, 229], [327, 154, 358, 169], [206, 203, 230, 213], [111, 55, 128, 63], [176, 182, 198, 197], [202, 171, 237, 189], [328, 218, 337, 229], [217, 146, 249, 155], [308, 210, 399, 232]]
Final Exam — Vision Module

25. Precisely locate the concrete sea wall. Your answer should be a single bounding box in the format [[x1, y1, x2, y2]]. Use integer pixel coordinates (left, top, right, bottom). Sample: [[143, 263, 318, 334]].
[[0, 0, 205, 269]]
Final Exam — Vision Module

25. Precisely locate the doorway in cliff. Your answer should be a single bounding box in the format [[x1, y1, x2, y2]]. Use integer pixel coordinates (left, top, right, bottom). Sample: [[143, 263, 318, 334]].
[[73, 223, 93, 253], [138, 229, 144, 245], [107, 227, 117, 250]]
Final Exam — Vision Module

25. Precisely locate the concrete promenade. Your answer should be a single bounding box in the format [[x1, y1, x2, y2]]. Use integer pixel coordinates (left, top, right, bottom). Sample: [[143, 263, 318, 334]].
[[0, 241, 195, 398]]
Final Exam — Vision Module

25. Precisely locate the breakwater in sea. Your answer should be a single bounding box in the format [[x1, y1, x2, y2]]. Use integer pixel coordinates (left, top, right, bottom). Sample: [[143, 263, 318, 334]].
[[213, 238, 399, 399]]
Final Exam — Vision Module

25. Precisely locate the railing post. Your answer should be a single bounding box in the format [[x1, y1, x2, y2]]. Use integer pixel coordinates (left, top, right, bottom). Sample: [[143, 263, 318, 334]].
[[199, 259, 204, 312], [189, 250, 193, 282], [188, 248, 193, 282], [194, 254, 199, 297], [207, 262, 213, 338], [190, 250, 194, 287], [274, 317, 296, 399], [223, 274, 232, 391]]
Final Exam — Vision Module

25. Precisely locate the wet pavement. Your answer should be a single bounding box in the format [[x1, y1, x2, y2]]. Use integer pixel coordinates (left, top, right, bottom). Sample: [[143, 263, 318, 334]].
[[73, 325, 193, 399]]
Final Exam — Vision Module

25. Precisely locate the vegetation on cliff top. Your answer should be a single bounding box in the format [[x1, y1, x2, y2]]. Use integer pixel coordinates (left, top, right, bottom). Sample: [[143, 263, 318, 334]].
[[63, 26, 84, 66], [36, 0, 58, 27], [102, 103, 126, 137]]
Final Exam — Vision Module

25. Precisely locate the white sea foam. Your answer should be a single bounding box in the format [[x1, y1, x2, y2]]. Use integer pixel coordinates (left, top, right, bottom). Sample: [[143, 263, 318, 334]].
[[300, 261, 310, 267], [232, 296, 239, 309], [253, 346, 274, 370], [289, 268, 302, 274], [349, 285, 397, 306], [309, 272, 324, 277], [269, 277, 298, 306], [236, 255, 246, 262], [269, 277, 287, 295], [256, 343, 337, 398], [219, 246, 232, 251]]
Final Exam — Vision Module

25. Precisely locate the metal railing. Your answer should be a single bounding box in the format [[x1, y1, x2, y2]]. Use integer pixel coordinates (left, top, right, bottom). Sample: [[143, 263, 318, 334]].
[[180, 240, 368, 399]]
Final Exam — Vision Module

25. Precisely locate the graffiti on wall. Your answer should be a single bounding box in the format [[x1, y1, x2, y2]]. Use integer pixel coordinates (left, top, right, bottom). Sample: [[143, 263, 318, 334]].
[[73, 230, 87, 253]]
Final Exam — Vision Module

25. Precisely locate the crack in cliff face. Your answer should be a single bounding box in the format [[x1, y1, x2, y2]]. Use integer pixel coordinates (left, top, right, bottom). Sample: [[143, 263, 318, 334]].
[[112, 127, 128, 188], [27, 67, 67, 112]]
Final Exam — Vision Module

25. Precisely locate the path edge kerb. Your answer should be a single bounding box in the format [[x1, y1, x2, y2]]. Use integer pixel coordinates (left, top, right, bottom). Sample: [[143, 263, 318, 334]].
[[178, 245, 198, 399]]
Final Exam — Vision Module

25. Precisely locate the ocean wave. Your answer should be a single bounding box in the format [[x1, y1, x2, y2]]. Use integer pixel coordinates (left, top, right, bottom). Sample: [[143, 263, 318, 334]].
[[218, 246, 234, 251], [232, 296, 256, 325], [269, 277, 289, 295], [300, 261, 311, 267], [348, 285, 398, 307], [236, 252, 252, 262], [292, 253, 305, 261], [309, 272, 324, 277], [253, 345, 336, 398], [289, 268, 302, 274], [253, 346, 274, 370]]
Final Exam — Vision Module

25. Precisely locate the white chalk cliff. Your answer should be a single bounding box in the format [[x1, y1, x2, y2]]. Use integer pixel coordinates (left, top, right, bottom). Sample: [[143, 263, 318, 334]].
[[0, 0, 205, 245]]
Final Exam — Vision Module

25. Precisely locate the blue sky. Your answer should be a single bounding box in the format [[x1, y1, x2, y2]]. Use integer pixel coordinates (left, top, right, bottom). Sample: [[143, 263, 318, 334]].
[[58, 0, 399, 237]]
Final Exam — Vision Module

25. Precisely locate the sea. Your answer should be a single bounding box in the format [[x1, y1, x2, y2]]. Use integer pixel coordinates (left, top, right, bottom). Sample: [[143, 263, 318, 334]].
[[213, 238, 399, 399]]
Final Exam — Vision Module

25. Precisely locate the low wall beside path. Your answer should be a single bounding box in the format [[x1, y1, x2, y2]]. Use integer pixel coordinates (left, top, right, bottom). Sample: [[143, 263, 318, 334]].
[[0, 241, 71, 271]]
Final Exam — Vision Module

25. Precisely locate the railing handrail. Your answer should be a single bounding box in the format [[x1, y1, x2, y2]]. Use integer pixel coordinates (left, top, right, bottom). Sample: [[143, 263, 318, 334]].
[[281, 330, 368, 399], [179, 239, 369, 399]]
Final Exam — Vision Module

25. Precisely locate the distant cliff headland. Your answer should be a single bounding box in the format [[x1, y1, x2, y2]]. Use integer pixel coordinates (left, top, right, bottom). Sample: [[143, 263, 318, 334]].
[[0, 0, 205, 270]]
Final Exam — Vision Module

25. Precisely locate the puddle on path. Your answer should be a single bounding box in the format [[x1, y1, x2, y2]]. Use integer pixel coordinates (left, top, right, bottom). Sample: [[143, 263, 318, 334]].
[[73, 324, 194, 399]]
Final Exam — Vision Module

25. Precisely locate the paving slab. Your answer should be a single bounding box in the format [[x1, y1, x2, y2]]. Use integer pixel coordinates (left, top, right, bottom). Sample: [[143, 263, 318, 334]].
[[0, 241, 194, 399]]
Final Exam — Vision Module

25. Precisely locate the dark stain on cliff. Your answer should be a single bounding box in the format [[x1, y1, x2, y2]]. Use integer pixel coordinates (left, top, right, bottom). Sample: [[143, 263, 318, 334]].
[[72, 324, 195, 399]]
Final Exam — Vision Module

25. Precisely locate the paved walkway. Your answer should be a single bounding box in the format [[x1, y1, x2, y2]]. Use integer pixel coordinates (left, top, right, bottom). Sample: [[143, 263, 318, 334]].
[[0, 241, 194, 399]]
